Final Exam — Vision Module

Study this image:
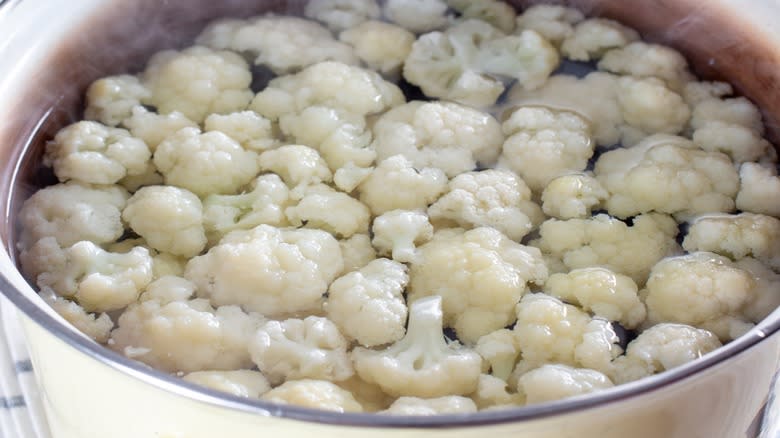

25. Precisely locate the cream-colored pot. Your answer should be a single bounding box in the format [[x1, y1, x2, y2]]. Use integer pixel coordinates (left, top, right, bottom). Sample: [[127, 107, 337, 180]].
[[1, 1, 780, 437]]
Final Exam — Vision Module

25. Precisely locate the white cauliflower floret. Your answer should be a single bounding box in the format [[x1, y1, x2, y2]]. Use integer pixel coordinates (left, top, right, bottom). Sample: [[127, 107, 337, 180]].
[[358, 155, 447, 215], [372, 101, 503, 177], [339, 21, 415, 76], [142, 46, 253, 123], [597, 42, 693, 91], [515, 4, 584, 46], [258, 145, 332, 198], [474, 329, 519, 381], [610, 323, 721, 384], [262, 379, 363, 412], [352, 296, 482, 398], [428, 169, 543, 240], [18, 182, 128, 249], [249, 316, 353, 385], [546, 268, 646, 329], [41, 288, 113, 343], [518, 364, 614, 404], [107, 238, 186, 280], [44, 121, 151, 185], [285, 184, 370, 238], [196, 16, 357, 75], [498, 106, 594, 192], [682, 81, 733, 107], [84, 75, 151, 127], [409, 227, 548, 344], [337, 375, 394, 412], [560, 18, 639, 61], [371, 210, 433, 263], [333, 162, 373, 193], [382, 396, 477, 415], [403, 20, 559, 107], [682, 213, 780, 270], [736, 163, 780, 217], [692, 121, 774, 165], [733, 258, 780, 323], [326, 258, 408, 347], [118, 161, 164, 193], [185, 225, 343, 316], [338, 234, 377, 275], [690, 97, 765, 134], [304, 0, 380, 32], [616, 76, 690, 137], [183, 370, 270, 398], [471, 374, 522, 409], [204, 111, 278, 152], [533, 213, 680, 285], [448, 0, 517, 34], [541, 173, 608, 219], [594, 134, 739, 219], [383, 0, 449, 33], [153, 127, 259, 197], [122, 106, 197, 151]]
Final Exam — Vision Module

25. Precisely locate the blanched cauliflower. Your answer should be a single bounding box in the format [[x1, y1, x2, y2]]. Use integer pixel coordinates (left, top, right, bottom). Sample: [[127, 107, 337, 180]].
[[682, 213, 780, 270], [41, 288, 113, 343], [339, 21, 415, 76], [541, 173, 608, 219], [326, 258, 408, 347], [262, 379, 363, 412], [382, 396, 477, 415], [518, 364, 613, 404], [448, 0, 517, 34], [372, 101, 503, 177], [107, 238, 187, 280], [474, 329, 519, 381], [122, 106, 197, 151], [692, 121, 774, 165], [598, 42, 693, 91], [285, 184, 371, 238], [736, 163, 780, 217], [45, 121, 151, 185], [683, 81, 733, 107], [734, 258, 780, 323], [352, 296, 482, 397], [204, 111, 278, 152], [403, 20, 559, 107], [515, 4, 584, 46], [118, 161, 164, 193], [560, 18, 639, 61], [84, 75, 151, 127], [383, 0, 449, 33], [183, 370, 270, 398], [498, 106, 594, 192], [616, 76, 690, 137], [371, 210, 433, 263], [153, 127, 260, 197], [184, 225, 343, 316], [338, 234, 377, 275], [249, 316, 353, 385], [358, 154, 447, 215], [337, 375, 394, 412], [690, 96, 765, 134], [471, 374, 522, 409], [333, 162, 373, 193], [258, 145, 332, 198], [409, 227, 548, 344], [304, 0, 380, 32]]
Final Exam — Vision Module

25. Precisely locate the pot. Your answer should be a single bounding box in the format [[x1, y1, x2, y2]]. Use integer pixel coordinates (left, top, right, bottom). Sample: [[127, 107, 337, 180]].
[[0, 1, 779, 437]]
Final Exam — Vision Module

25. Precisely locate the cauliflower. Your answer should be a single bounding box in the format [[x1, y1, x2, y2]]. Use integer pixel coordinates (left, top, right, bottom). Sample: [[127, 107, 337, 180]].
[[610, 323, 721, 384], [381, 396, 477, 415], [371, 210, 433, 263], [532, 213, 680, 285], [616, 76, 690, 137], [690, 96, 765, 134], [682, 213, 780, 270], [325, 258, 408, 347], [84, 75, 151, 127], [682, 81, 733, 107], [44, 121, 151, 185], [122, 186, 206, 258], [409, 227, 548, 343], [41, 288, 113, 343], [107, 238, 186, 280], [258, 145, 332, 198], [474, 329, 519, 381], [383, 0, 450, 33], [358, 155, 447, 215], [371, 101, 503, 177], [122, 106, 197, 151], [285, 184, 371, 238], [118, 161, 164, 193], [17, 182, 128, 249], [153, 127, 260, 197], [594, 134, 739, 219], [733, 258, 780, 323], [142, 46, 253, 123], [403, 20, 559, 107], [736, 163, 780, 217], [352, 296, 482, 397], [448, 0, 517, 34], [517, 364, 614, 404], [184, 225, 343, 316], [261, 379, 363, 412], [196, 16, 357, 75], [249, 316, 353, 385], [337, 375, 394, 412], [333, 162, 373, 193], [546, 268, 646, 328], [498, 106, 593, 192], [515, 4, 584, 46], [470, 374, 522, 409], [204, 111, 278, 152], [560, 18, 639, 61], [338, 234, 377, 275], [339, 21, 415, 76], [541, 173, 608, 219], [692, 121, 774, 165], [183, 370, 270, 398], [304, 0, 380, 32], [597, 42, 693, 91]]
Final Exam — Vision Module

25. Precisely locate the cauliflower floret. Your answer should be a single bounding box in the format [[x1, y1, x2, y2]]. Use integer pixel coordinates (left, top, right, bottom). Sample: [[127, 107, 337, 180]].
[[594, 134, 739, 219], [325, 258, 408, 347], [249, 316, 353, 385], [382, 396, 477, 415], [371, 210, 433, 263], [337, 375, 394, 412], [515, 4, 584, 46], [122, 106, 198, 151], [474, 329, 520, 381], [122, 186, 206, 258], [41, 288, 113, 343], [610, 323, 721, 384], [84, 75, 151, 127], [204, 111, 278, 152], [597, 42, 693, 91], [448, 0, 517, 34], [352, 296, 482, 398], [403, 20, 559, 107], [118, 160, 165, 193], [333, 162, 373, 193], [184, 225, 343, 316], [372, 101, 503, 177], [358, 155, 447, 215], [339, 21, 415, 76], [262, 379, 363, 412], [183, 370, 270, 398], [560, 18, 639, 61], [285, 184, 371, 238], [409, 227, 548, 344], [18, 182, 128, 249], [338, 234, 377, 275], [533, 213, 680, 285], [616, 76, 690, 137], [383, 0, 450, 33], [153, 127, 259, 197], [733, 258, 780, 323], [107, 238, 186, 280], [428, 169, 543, 240], [44, 121, 151, 185], [682, 213, 780, 270], [258, 145, 332, 198], [736, 163, 780, 217], [142, 46, 253, 123], [498, 106, 594, 192], [470, 374, 523, 409], [682, 81, 733, 107], [541, 173, 608, 219], [304, 0, 380, 32], [692, 121, 774, 165], [546, 268, 646, 328], [690, 97, 765, 135], [518, 364, 614, 404]]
